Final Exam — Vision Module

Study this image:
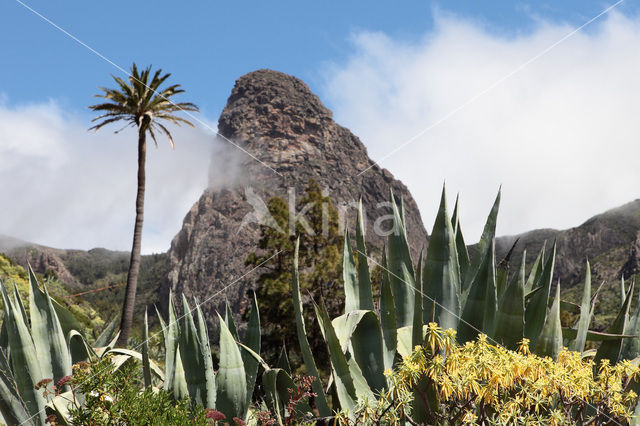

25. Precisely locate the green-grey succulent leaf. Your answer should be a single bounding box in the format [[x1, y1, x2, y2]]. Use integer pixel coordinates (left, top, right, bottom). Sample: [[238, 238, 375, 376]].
[[458, 239, 498, 344], [496, 239, 518, 300], [0, 348, 30, 424], [195, 303, 216, 409], [28, 266, 72, 384], [263, 368, 313, 423], [178, 295, 206, 405], [106, 348, 164, 379], [51, 298, 86, 339], [163, 293, 180, 393], [276, 346, 292, 374], [332, 310, 386, 394], [216, 313, 247, 420], [94, 316, 120, 348], [464, 188, 500, 292], [142, 309, 152, 390], [595, 282, 634, 368], [379, 249, 397, 371], [225, 300, 239, 341], [388, 189, 416, 328], [535, 284, 563, 360], [422, 186, 461, 331], [343, 229, 360, 313], [451, 195, 470, 281], [524, 243, 545, 294], [172, 350, 188, 401], [290, 238, 331, 416], [525, 243, 556, 347], [242, 291, 260, 409], [0, 283, 46, 423], [622, 290, 640, 360], [355, 199, 375, 311], [493, 252, 526, 350], [412, 251, 424, 348], [569, 261, 592, 353], [562, 328, 635, 341], [68, 330, 96, 365], [314, 301, 372, 410]]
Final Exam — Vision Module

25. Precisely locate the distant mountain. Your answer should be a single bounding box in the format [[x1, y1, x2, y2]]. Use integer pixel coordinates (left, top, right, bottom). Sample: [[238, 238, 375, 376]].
[[495, 199, 640, 328], [0, 236, 167, 322]]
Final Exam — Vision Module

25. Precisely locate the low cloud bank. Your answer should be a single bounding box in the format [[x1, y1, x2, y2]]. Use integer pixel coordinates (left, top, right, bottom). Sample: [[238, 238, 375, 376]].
[[0, 100, 222, 253], [323, 11, 640, 242]]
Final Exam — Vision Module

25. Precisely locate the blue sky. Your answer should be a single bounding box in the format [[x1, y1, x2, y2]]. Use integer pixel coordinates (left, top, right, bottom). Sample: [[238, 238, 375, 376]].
[[3, 1, 640, 252], [3, 1, 636, 117]]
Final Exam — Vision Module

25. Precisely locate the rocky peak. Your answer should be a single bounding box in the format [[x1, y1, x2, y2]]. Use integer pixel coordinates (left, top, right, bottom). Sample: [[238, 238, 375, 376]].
[[619, 232, 640, 279], [163, 69, 428, 325]]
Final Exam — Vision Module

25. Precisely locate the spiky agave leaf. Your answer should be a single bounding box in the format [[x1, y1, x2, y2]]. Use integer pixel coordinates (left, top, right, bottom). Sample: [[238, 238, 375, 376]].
[[0, 282, 46, 423], [464, 188, 500, 292], [496, 239, 518, 300], [451, 195, 470, 281], [178, 295, 207, 405], [387, 189, 416, 328], [332, 310, 387, 394], [535, 284, 563, 360], [195, 303, 216, 410], [493, 252, 526, 350], [242, 291, 260, 409], [524, 243, 545, 293], [569, 260, 592, 353], [422, 186, 461, 331], [343, 229, 360, 313], [355, 199, 374, 310], [142, 309, 152, 390], [314, 300, 373, 410], [379, 249, 397, 371], [27, 266, 72, 384], [412, 250, 424, 348], [458, 239, 498, 344], [594, 281, 634, 368], [216, 313, 247, 420], [524, 243, 556, 347], [290, 238, 331, 416]]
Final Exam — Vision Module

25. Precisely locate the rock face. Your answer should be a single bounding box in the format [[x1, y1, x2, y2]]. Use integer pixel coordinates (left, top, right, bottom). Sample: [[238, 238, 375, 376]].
[[495, 199, 640, 327], [163, 69, 428, 321], [496, 199, 640, 288]]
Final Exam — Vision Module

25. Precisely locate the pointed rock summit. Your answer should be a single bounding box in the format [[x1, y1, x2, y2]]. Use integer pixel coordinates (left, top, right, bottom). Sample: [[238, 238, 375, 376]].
[[163, 69, 428, 320]]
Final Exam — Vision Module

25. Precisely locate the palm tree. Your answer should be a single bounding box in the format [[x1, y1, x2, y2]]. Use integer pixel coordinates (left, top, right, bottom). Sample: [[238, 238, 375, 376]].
[[89, 63, 199, 346]]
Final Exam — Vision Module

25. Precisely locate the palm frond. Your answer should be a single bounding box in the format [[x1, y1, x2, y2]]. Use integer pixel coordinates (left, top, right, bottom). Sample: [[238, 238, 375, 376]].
[[90, 63, 198, 145], [153, 122, 175, 149], [89, 117, 128, 132], [147, 125, 159, 148], [154, 114, 196, 127]]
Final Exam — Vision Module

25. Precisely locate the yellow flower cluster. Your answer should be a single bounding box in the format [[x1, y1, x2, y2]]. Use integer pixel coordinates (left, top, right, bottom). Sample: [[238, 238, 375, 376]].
[[386, 323, 640, 425]]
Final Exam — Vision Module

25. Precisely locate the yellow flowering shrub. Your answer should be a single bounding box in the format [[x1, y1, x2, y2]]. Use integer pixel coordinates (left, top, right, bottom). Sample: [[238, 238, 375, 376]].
[[337, 323, 640, 425]]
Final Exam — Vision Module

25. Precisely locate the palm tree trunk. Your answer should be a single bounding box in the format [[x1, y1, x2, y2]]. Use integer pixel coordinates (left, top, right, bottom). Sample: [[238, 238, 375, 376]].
[[116, 126, 146, 347]]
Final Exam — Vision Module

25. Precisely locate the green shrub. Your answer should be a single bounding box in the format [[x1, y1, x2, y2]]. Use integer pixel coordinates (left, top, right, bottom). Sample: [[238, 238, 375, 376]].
[[49, 357, 211, 425]]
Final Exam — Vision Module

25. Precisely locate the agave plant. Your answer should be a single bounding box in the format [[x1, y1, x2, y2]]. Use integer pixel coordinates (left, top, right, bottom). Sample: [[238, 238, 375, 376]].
[[284, 185, 640, 422], [157, 292, 261, 421], [0, 266, 158, 425]]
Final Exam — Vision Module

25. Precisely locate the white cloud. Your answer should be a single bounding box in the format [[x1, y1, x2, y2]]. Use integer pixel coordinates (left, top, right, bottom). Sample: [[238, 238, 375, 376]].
[[323, 11, 640, 242], [0, 100, 222, 254]]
